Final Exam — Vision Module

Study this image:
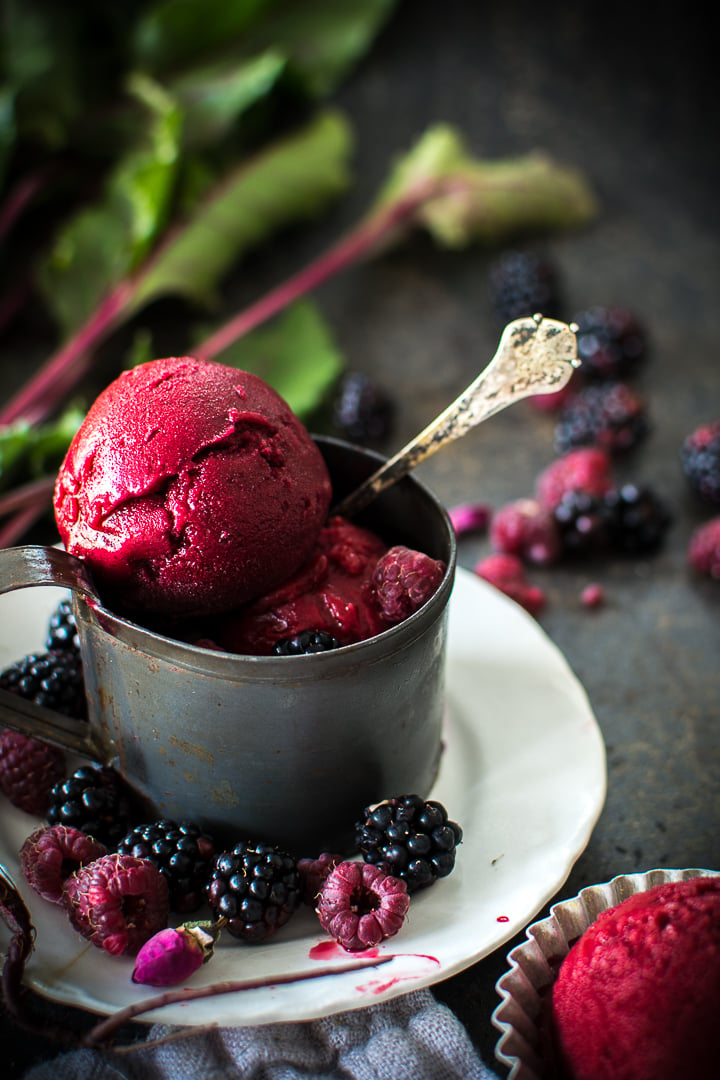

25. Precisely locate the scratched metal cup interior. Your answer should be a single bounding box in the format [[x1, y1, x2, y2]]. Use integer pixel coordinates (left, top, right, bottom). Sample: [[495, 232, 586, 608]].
[[0, 437, 456, 854]]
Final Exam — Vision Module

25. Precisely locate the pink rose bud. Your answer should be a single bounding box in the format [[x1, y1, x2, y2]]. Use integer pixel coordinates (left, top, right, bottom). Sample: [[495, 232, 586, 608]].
[[448, 502, 492, 538], [132, 921, 220, 987]]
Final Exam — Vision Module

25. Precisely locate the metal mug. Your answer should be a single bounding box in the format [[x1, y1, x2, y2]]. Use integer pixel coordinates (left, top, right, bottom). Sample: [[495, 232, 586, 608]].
[[0, 438, 456, 855]]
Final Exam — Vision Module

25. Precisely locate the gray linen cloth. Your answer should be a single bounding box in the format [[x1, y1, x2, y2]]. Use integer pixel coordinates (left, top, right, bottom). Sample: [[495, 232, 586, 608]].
[[23, 989, 499, 1080]]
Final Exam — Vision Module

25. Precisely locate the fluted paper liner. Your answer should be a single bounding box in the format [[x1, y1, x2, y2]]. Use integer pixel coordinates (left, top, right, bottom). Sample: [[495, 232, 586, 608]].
[[491, 867, 720, 1080]]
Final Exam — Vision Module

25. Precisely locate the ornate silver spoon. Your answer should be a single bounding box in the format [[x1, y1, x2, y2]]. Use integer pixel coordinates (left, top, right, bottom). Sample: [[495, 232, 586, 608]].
[[331, 313, 580, 518]]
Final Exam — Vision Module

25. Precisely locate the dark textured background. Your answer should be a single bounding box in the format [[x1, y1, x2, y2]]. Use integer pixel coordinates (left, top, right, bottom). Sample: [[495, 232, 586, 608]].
[[3, 1, 719, 1075]]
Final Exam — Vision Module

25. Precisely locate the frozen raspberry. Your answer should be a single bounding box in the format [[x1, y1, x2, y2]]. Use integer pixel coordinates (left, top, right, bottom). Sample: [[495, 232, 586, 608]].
[[372, 546, 446, 624], [580, 583, 606, 609], [687, 517, 720, 579], [64, 853, 169, 956], [448, 502, 492, 538], [680, 420, 720, 506], [490, 498, 562, 566], [528, 373, 580, 414], [554, 382, 649, 455], [0, 730, 66, 815], [20, 824, 107, 904], [297, 852, 343, 906], [474, 554, 546, 617], [315, 861, 409, 952], [572, 305, 647, 380], [536, 448, 614, 510]]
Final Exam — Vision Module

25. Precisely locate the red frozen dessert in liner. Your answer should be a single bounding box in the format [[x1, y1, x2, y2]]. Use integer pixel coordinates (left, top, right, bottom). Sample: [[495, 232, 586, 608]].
[[548, 875, 720, 1080], [54, 357, 332, 618]]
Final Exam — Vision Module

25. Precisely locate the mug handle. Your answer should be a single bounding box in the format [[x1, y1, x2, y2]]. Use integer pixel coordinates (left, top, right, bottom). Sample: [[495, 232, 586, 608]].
[[0, 546, 104, 759]]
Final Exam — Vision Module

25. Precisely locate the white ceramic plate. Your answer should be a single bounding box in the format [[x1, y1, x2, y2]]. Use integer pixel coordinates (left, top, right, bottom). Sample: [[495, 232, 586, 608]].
[[0, 567, 606, 1026]]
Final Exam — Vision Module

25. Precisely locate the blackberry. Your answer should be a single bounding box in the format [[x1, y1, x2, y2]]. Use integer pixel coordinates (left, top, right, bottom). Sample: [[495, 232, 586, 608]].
[[355, 794, 462, 894], [117, 819, 215, 912], [553, 491, 609, 555], [572, 305, 647, 380], [46, 763, 134, 847], [332, 371, 396, 445], [0, 649, 86, 720], [555, 382, 649, 455], [206, 840, 301, 942], [45, 597, 80, 653], [272, 630, 341, 655], [680, 420, 720, 506], [488, 250, 563, 325], [603, 484, 672, 555]]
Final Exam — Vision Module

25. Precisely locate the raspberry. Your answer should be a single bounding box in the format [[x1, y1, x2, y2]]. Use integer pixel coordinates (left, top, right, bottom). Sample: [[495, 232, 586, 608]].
[[687, 516, 720, 578], [46, 763, 135, 847], [535, 448, 614, 510], [315, 861, 409, 952], [580, 583, 605, 609], [603, 484, 673, 554], [206, 841, 301, 943], [64, 853, 169, 956], [554, 382, 649, 455], [272, 630, 341, 655], [332, 371, 396, 445], [680, 420, 720, 506], [355, 794, 462, 894], [571, 305, 647, 380], [20, 824, 107, 904], [553, 491, 609, 555], [489, 498, 562, 566], [448, 502, 492, 537], [116, 820, 215, 913], [488, 250, 563, 325], [0, 649, 86, 720], [474, 554, 546, 617], [45, 597, 80, 653], [372, 546, 446, 624], [297, 852, 343, 906], [0, 730, 66, 815], [528, 374, 580, 414]]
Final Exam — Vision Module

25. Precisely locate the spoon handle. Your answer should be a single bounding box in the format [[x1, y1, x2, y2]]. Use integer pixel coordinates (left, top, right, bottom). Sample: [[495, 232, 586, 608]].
[[331, 315, 579, 519]]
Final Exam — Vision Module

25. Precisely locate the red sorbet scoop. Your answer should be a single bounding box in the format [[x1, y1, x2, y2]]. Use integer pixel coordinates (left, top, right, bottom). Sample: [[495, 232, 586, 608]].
[[54, 357, 332, 617]]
